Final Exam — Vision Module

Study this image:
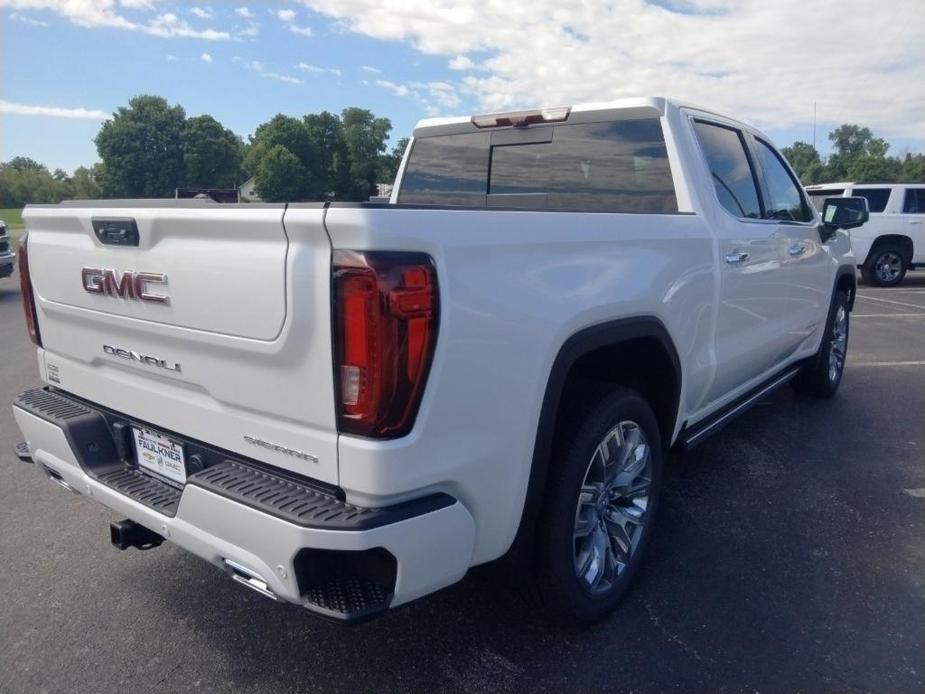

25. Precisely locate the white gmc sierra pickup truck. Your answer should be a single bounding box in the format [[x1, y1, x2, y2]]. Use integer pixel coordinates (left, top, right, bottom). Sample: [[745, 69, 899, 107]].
[[12, 98, 868, 624]]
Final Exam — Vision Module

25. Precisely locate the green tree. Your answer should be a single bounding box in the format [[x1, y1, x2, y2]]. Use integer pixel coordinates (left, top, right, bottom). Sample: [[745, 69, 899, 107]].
[[0, 158, 71, 206], [182, 115, 244, 188], [900, 154, 925, 183], [243, 114, 315, 198], [95, 95, 186, 197], [303, 110, 347, 198], [253, 145, 307, 202], [70, 165, 104, 199], [381, 137, 410, 184], [340, 107, 392, 201]]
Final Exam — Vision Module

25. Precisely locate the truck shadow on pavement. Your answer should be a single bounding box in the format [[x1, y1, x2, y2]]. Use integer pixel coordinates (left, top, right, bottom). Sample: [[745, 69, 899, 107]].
[[123, 382, 923, 692]]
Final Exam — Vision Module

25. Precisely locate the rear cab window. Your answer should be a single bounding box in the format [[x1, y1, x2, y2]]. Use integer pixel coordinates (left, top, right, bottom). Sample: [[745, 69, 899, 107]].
[[692, 120, 762, 219], [398, 117, 678, 213]]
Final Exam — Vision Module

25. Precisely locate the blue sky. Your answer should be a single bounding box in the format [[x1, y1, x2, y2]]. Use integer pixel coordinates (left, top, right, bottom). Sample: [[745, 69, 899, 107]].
[[2, 0, 923, 173]]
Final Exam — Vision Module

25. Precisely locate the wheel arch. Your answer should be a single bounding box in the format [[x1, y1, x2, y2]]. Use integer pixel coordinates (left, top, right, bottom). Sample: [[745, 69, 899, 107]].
[[864, 234, 914, 267], [835, 264, 858, 311], [503, 316, 682, 568]]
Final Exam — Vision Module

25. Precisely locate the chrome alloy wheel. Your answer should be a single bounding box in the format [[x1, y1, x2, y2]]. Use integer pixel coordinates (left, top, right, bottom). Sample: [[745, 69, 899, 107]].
[[829, 303, 848, 383], [573, 420, 652, 595], [875, 252, 903, 284]]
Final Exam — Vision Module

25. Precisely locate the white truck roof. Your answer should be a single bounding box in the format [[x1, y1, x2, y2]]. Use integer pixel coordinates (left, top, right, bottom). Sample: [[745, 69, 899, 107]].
[[412, 96, 729, 137]]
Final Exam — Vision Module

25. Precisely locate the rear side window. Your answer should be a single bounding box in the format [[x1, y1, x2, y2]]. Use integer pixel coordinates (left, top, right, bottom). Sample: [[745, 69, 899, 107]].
[[903, 188, 925, 214], [398, 132, 490, 206], [853, 188, 891, 213], [398, 118, 678, 213], [754, 139, 814, 222], [693, 121, 762, 219]]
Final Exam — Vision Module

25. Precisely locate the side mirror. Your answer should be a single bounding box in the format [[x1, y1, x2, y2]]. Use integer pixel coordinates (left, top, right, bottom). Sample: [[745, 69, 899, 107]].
[[821, 196, 869, 236]]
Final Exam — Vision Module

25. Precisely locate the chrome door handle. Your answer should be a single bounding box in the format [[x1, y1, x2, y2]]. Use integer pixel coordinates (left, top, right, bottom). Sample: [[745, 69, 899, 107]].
[[909, 220, 923, 225], [725, 251, 749, 264], [788, 244, 807, 256]]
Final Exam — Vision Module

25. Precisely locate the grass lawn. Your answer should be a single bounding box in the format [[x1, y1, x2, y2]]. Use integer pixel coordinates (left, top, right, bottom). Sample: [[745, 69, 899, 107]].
[[0, 208, 23, 228], [0, 208, 25, 249]]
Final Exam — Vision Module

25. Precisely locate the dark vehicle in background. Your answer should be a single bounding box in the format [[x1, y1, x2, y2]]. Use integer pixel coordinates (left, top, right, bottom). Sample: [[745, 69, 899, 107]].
[[0, 221, 15, 279]]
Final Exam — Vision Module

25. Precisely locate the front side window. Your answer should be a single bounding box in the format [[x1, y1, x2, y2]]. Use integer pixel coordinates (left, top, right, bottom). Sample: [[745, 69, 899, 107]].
[[693, 121, 762, 219], [754, 139, 814, 222], [903, 188, 925, 214], [852, 188, 891, 213]]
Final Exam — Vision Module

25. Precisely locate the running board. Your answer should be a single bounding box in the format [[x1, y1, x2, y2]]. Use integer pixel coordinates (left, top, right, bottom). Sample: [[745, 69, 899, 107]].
[[680, 367, 800, 450]]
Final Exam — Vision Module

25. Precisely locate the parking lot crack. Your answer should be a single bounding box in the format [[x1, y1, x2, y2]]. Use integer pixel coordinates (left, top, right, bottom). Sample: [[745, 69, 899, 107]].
[[642, 601, 715, 663]]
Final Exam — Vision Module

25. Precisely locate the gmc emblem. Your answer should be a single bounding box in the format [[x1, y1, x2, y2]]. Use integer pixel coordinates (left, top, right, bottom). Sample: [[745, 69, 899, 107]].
[[82, 268, 169, 305]]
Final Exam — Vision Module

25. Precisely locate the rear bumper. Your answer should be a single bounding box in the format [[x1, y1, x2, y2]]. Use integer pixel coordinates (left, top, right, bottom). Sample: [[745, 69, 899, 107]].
[[12, 388, 475, 621]]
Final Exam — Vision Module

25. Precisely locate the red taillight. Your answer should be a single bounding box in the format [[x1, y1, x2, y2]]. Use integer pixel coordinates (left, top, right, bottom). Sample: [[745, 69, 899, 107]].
[[18, 233, 42, 347], [333, 251, 438, 438]]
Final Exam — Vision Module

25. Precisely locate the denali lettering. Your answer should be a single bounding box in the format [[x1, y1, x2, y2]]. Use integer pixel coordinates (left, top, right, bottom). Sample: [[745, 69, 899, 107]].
[[243, 435, 318, 463], [103, 344, 181, 372], [82, 268, 169, 304]]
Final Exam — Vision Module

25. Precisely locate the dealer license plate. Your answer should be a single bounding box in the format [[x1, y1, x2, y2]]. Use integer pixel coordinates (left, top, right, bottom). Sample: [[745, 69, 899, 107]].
[[132, 427, 187, 485]]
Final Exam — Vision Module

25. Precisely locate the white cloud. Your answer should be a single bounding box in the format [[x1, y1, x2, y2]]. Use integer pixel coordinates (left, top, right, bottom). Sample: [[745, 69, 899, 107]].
[[448, 55, 473, 71], [0, 99, 109, 120], [190, 6, 212, 19], [146, 12, 229, 39], [236, 22, 259, 38], [9, 11, 47, 25], [201, 52, 212, 63], [359, 65, 380, 73], [374, 78, 461, 114], [288, 23, 312, 36], [272, 7, 311, 35], [376, 79, 410, 97], [166, 53, 177, 61], [299, 0, 925, 140], [0, 1, 230, 40], [245, 60, 303, 85], [297, 62, 341, 76], [265, 72, 302, 84], [235, 7, 253, 18]]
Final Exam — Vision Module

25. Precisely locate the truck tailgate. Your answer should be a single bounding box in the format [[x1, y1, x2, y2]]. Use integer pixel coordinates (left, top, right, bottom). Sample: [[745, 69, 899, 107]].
[[22, 202, 340, 484]]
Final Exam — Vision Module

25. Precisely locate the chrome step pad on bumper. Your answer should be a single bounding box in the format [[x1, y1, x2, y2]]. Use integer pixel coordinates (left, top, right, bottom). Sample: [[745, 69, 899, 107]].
[[14, 387, 453, 529]]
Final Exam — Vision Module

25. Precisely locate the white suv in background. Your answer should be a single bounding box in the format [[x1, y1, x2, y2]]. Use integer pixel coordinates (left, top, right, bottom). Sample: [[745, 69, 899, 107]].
[[806, 183, 925, 286]]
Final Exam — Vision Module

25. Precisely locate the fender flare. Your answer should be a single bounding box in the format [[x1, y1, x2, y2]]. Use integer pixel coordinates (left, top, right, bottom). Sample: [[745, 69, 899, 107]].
[[834, 264, 858, 311], [505, 316, 682, 565]]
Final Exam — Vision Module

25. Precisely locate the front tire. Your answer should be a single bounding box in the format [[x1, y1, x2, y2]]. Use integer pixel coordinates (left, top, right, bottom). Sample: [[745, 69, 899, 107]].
[[792, 289, 850, 398], [533, 386, 663, 624], [862, 245, 907, 287]]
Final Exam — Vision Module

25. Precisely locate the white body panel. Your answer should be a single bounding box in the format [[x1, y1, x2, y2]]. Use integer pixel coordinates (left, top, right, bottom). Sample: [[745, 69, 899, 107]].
[[14, 97, 855, 609]]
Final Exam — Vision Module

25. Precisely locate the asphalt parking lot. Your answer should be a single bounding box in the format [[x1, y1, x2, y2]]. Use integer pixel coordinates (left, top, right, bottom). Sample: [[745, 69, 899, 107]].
[[1, 274, 923, 693]]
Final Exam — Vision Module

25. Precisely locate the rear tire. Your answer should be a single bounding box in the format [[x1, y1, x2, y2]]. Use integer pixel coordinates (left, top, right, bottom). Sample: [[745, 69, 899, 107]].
[[533, 386, 662, 625], [791, 290, 850, 398], [862, 244, 907, 287]]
